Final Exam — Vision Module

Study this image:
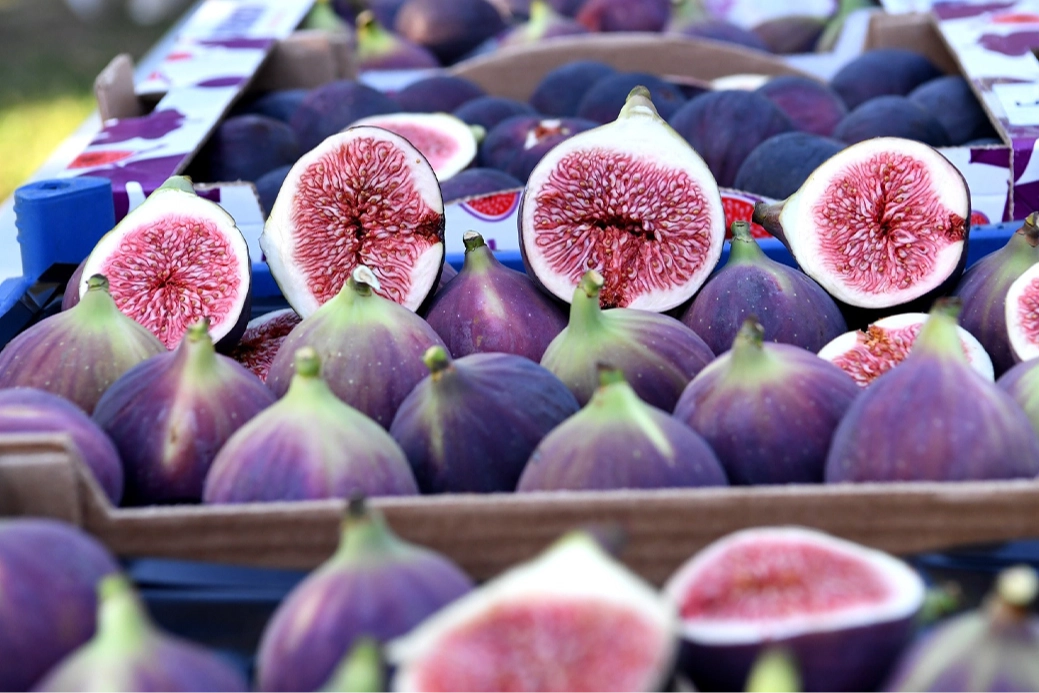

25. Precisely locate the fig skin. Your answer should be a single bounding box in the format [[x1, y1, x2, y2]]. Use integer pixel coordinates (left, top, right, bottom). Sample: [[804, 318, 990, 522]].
[[389, 347, 580, 493], [675, 19, 770, 51], [0, 275, 166, 415], [92, 320, 276, 506], [0, 518, 121, 692], [204, 347, 419, 504], [997, 358, 1039, 439], [829, 48, 943, 110], [681, 222, 847, 354], [529, 59, 617, 118], [909, 75, 996, 146], [517, 368, 728, 492], [289, 80, 400, 153], [196, 114, 299, 183], [576, 71, 687, 124], [424, 232, 568, 361], [576, 0, 670, 32], [542, 271, 715, 411], [0, 387, 124, 504], [354, 10, 440, 70], [673, 320, 859, 485], [756, 75, 848, 138], [392, 75, 486, 113], [255, 500, 473, 693], [438, 168, 522, 204], [732, 132, 846, 201], [452, 96, 536, 132], [393, 0, 507, 65], [825, 299, 1039, 483], [832, 95, 951, 147]]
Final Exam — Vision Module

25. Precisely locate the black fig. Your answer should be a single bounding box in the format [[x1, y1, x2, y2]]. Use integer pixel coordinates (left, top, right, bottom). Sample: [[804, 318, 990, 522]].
[[393, 0, 507, 65], [909, 75, 996, 145], [439, 168, 522, 204], [529, 59, 617, 118], [832, 95, 951, 147], [196, 114, 299, 183], [733, 132, 845, 201], [392, 75, 486, 114], [575, 72, 686, 124], [829, 48, 943, 110], [452, 96, 536, 132], [289, 80, 400, 153], [576, 0, 670, 32]]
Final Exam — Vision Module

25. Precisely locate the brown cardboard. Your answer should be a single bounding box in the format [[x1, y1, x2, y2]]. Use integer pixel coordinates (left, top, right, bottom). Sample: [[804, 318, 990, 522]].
[[864, 11, 960, 75]]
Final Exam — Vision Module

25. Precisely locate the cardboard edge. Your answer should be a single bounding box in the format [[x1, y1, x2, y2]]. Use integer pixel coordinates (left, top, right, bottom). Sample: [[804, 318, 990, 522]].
[[94, 53, 143, 122]]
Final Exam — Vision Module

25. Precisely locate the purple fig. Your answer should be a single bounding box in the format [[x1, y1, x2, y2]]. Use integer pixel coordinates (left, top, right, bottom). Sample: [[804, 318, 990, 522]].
[[0, 518, 120, 692], [452, 97, 536, 132], [389, 346, 580, 493], [424, 232, 568, 361], [676, 19, 769, 51], [438, 168, 522, 204], [576, 0, 670, 32], [498, 0, 589, 47], [576, 72, 687, 124], [435, 261, 457, 293], [289, 80, 400, 153], [0, 388, 123, 504], [529, 59, 617, 118], [753, 15, 826, 54], [34, 574, 248, 692], [733, 132, 846, 201], [825, 299, 1039, 483], [255, 498, 474, 692], [673, 319, 859, 485], [909, 75, 995, 146], [681, 221, 847, 354], [203, 347, 419, 503], [0, 275, 166, 414], [61, 257, 87, 310], [833, 95, 950, 147], [196, 114, 299, 183], [541, 270, 715, 411], [354, 10, 440, 70], [391, 74, 486, 113], [266, 266, 446, 428], [393, 0, 508, 65], [92, 320, 276, 506], [516, 367, 728, 491], [755, 75, 848, 138], [829, 48, 943, 110], [998, 358, 1039, 441], [479, 115, 599, 182]]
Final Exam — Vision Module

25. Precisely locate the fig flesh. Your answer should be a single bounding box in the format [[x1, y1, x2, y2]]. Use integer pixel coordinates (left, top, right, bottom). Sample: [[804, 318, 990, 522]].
[[825, 299, 1039, 482], [520, 87, 726, 312], [93, 320, 276, 505], [346, 112, 477, 181], [78, 176, 252, 350], [255, 499, 473, 692], [203, 347, 419, 503], [662, 526, 926, 693], [753, 137, 970, 310], [1003, 258, 1039, 363], [387, 530, 679, 692], [0, 275, 166, 414], [673, 319, 859, 485], [261, 125, 446, 317], [439, 168, 522, 204], [390, 346, 579, 493], [227, 307, 302, 382]]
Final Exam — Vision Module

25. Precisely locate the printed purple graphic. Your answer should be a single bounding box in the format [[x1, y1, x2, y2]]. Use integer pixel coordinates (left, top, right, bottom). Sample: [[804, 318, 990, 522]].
[[95, 109, 187, 145]]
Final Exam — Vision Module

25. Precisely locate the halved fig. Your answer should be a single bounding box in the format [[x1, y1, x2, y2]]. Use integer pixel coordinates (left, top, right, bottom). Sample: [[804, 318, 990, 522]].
[[346, 113, 478, 181], [520, 86, 726, 312], [227, 308, 301, 382], [79, 176, 252, 350], [753, 137, 970, 310], [662, 526, 926, 693], [1004, 260, 1039, 363], [261, 126, 445, 318], [818, 312, 994, 387]]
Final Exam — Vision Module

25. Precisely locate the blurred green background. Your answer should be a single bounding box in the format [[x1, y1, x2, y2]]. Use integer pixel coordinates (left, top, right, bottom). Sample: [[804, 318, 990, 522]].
[[0, 0, 179, 202]]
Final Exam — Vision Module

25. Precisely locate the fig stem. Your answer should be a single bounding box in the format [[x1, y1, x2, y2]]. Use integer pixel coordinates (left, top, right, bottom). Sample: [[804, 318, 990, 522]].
[[597, 365, 626, 388], [157, 175, 195, 195], [909, 298, 968, 364], [423, 345, 453, 378], [77, 274, 124, 322], [94, 575, 152, 653], [185, 318, 211, 342], [745, 647, 801, 693], [294, 347, 322, 379], [347, 266, 381, 297], [180, 318, 219, 373], [86, 274, 109, 292], [752, 201, 788, 247], [1019, 212, 1039, 248], [619, 86, 661, 121], [462, 231, 486, 252], [321, 638, 385, 693], [997, 565, 1038, 609], [570, 271, 606, 333], [337, 501, 405, 563], [728, 222, 765, 264], [729, 319, 777, 379]]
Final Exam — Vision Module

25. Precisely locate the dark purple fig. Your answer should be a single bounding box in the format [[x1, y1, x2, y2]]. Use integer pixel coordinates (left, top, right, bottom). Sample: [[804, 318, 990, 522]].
[[452, 96, 536, 131], [227, 308, 301, 382], [0, 388, 123, 504], [825, 299, 1039, 483], [953, 213, 1039, 375], [541, 271, 715, 411], [516, 367, 727, 491], [234, 88, 309, 123], [909, 75, 995, 146], [361, 0, 407, 27], [499, 0, 589, 46], [576, 0, 670, 32], [435, 261, 457, 293], [255, 498, 473, 692], [682, 221, 847, 355], [354, 10, 440, 70], [0, 518, 120, 692], [424, 231, 567, 361], [547, 0, 587, 16], [391, 75, 487, 113], [673, 319, 858, 485], [265, 266, 447, 428], [756, 75, 848, 137], [675, 19, 769, 51], [394, 0, 508, 64], [289, 80, 400, 153], [733, 132, 845, 201], [833, 95, 951, 147], [196, 114, 298, 183], [0, 275, 166, 414], [480, 115, 598, 181], [390, 346, 579, 493], [999, 357, 1039, 448], [204, 347, 418, 503], [92, 320, 276, 506], [61, 257, 87, 311], [34, 574, 248, 692], [253, 164, 292, 218], [668, 90, 795, 188], [439, 168, 522, 203], [829, 48, 944, 110], [576, 71, 686, 124], [529, 59, 617, 117], [753, 15, 826, 53]]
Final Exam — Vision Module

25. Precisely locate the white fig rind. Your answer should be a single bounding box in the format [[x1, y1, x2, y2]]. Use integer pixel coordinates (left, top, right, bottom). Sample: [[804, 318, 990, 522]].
[[1006, 262, 1039, 363]]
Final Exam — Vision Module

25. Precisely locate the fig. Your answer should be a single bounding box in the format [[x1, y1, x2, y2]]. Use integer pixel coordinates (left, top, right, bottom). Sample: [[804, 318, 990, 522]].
[[386, 530, 679, 692], [254, 164, 292, 217], [34, 574, 248, 692], [832, 95, 951, 147], [435, 261, 457, 292], [529, 59, 617, 118], [289, 80, 400, 153], [452, 96, 536, 131], [392, 75, 486, 114], [825, 299, 1039, 482], [521, 87, 726, 312], [662, 526, 926, 693], [424, 231, 568, 361], [675, 19, 770, 51], [999, 357, 1039, 449], [673, 319, 858, 485], [203, 347, 418, 503], [78, 175, 252, 350], [255, 499, 473, 692], [227, 307, 301, 382], [733, 132, 846, 201], [439, 168, 522, 203], [541, 271, 715, 410], [346, 112, 478, 181], [265, 266, 446, 427], [353, 10, 440, 70], [829, 48, 943, 110], [909, 75, 995, 146], [261, 125, 445, 318], [576, 0, 670, 32], [755, 76, 848, 137], [1003, 259, 1039, 363], [0, 518, 120, 691], [61, 257, 87, 311], [888, 566, 1039, 692], [575, 71, 687, 124], [390, 346, 579, 493], [0, 387, 123, 504], [499, 0, 589, 46], [753, 15, 826, 54], [234, 88, 309, 123], [0, 275, 166, 414], [393, 0, 507, 64], [668, 90, 795, 188], [195, 114, 299, 183], [480, 115, 598, 181], [818, 312, 995, 387], [517, 367, 727, 492], [92, 320, 276, 506], [753, 137, 970, 311]]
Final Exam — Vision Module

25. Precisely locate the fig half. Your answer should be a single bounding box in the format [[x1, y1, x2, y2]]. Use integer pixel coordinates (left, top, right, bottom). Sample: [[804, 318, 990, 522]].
[[1004, 258, 1039, 363], [753, 137, 970, 310], [520, 86, 726, 312]]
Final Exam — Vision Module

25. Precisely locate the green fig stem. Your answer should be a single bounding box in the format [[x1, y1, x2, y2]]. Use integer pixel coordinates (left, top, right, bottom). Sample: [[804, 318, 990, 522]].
[[460, 231, 498, 274], [745, 647, 802, 693], [597, 365, 626, 388], [752, 201, 788, 247], [76, 274, 123, 321], [294, 347, 322, 379], [157, 175, 195, 195], [988, 565, 1039, 626], [355, 9, 397, 55], [86, 274, 109, 292], [334, 496, 406, 563], [423, 345, 453, 379], [462, 231, 487, 252], [94, 575, 152, 654], [619, 86, 662, 121], [321, 638, 385, 692], [1017, 212, 1039, 248], [570, 271, 606, 333], [909, 298, 968, 364], [180, 318, 219, 373], [728, 222, 766, 264]]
